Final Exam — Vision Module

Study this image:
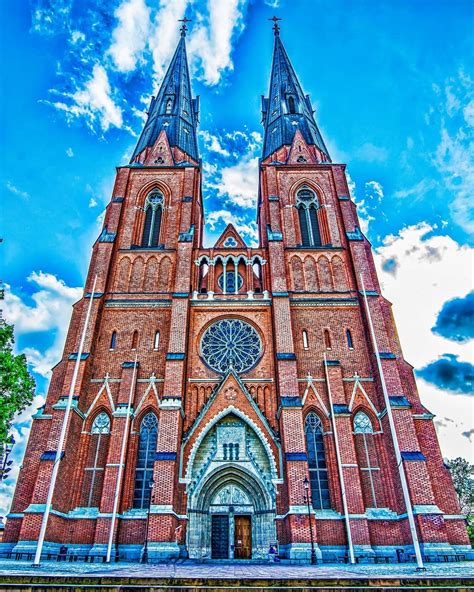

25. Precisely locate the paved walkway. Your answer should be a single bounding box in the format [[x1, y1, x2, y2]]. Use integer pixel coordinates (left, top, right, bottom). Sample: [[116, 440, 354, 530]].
[[0, 559, 472, 580]]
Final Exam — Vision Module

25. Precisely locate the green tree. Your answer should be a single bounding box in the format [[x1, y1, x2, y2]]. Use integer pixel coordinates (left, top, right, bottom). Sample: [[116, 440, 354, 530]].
[[0, 323, 36, 446], [447, 457, 474, 546]]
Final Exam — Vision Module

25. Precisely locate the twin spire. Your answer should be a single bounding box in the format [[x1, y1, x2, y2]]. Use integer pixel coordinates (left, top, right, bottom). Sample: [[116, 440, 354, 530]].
[[131, 21, 329, 164]]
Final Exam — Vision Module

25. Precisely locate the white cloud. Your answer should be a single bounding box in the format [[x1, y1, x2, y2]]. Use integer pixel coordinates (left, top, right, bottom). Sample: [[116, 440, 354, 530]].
[[207, 209, 258, 243], [187, 0, 248, 86], [199, 130, 230, 156], [432, 70, 474, 235], [349, 179, 384, 236], [354, 142, 388, 163], [31, 0, 72, 36], [393, 178, 436, 200], [47, 64, 123, 132], [108, 0, 151, 73], [70, 30, 85, 44], [374, 223, 473, 459], [217, 157, 259, 209], [204, 129, 262, 210], [88, 197, 98, 208], [2, 272, 82, 377], [66, 147, 74, 157], [5, 181, 29, 200], [149, 0, 189, 85], [264, 0, 280, 6]]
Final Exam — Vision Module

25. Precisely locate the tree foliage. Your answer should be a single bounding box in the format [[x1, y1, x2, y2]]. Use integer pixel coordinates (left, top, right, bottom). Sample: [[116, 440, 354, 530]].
[[447, 457, 474, 546], [0, 323, 36, 446]]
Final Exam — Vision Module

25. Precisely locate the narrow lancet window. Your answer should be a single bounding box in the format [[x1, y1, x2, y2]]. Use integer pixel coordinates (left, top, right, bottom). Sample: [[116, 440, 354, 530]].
[[110, 331, 117, 350], [141, 191, 164, 248], [304, 413, 331, 509], [83, 412, 111, 507], [296, 187, 322, 247], [131, 330, 138, 350], [302, 330, 309, 350], [133, 413, 158, 509], [324, 329, 331, 350], [153, 331, 160, 350], [354, 411, 381, 508], [288, 96, 296, 114], [346, 329, 354, 349]]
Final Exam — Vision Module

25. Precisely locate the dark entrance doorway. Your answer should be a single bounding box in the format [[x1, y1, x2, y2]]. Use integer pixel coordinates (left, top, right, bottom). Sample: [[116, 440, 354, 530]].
[[234, 515, 252, 559], [211, 515, 229, 559]]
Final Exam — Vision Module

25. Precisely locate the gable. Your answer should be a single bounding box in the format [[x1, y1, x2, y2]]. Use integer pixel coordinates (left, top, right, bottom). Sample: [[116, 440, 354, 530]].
[[214, 224, 247, 249]]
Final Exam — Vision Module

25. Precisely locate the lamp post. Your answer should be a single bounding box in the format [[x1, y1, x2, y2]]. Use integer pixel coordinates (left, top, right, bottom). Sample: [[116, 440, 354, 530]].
[[141, 478, 155, 564], [303, 477, 317, 565]]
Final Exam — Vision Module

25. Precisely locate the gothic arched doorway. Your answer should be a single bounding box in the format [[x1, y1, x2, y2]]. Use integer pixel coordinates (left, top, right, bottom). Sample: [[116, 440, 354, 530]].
[[187, 466, 276, 560], [185, 411, 278, 560]]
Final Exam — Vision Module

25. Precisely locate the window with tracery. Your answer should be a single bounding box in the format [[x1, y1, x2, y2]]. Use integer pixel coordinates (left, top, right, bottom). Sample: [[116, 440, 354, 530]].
[[218, 272, 243, 293], [296, 187, 322, 247], [354, 411, 381, 508], [304, 413, 331, 509], [83, 412, 111, 507], [200, 319, 262, 375], [133, 413, 158, 509], [141, 191, 164, 248]]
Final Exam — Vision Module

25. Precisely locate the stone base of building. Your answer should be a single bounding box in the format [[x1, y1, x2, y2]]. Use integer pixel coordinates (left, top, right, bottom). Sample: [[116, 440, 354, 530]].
[[2, 541, 473, 564]]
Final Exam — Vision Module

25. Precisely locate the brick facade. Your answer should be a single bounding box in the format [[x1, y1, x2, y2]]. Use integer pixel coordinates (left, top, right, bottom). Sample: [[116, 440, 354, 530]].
[[3, 29, 470, 564]]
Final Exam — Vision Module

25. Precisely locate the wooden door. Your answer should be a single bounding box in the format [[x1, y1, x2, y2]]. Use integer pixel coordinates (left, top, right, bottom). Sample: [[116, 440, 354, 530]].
[[211, 515, 229, 559], [234, 515, 252, 559]]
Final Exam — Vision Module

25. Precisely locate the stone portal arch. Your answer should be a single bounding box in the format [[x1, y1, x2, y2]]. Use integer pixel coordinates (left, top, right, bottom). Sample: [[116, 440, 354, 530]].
[[187, 465, 276, 560], [186, 412, 277, 560]]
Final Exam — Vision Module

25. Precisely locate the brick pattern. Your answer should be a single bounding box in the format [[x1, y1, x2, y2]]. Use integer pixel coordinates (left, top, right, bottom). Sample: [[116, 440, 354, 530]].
[[4, 129, 469, 559]]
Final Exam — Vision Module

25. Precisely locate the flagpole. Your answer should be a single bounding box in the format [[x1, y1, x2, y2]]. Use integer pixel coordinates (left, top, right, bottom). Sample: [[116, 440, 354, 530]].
[[323, 352, 355, 564], [106, 351, 138, 563], [360, 273, 424, 570], [33, 275, 98, 566]]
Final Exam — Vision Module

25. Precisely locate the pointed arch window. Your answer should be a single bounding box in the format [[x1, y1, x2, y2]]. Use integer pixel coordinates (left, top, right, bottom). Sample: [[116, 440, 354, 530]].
[[110, 331, 117, 350], [153, 331, 160, 350], [346, 329, 354, 349], [354, 411, 381, 508], [324, 329, 332, 350], [288, 95, 296, 114], [131, 330, 138, 350], [83, 412, 111, 507], [302, 330, 309, 350], [304, 413, 331, 509], [165, 98, 173, 114], [296, 187, 322, 247], [141, 191, 164, 248], [133, 412, 158, 509]]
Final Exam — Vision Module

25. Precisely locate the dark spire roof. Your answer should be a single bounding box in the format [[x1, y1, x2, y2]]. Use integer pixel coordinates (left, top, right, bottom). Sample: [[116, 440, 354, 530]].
[[261, 31, 330, 161], [131, 33, 199, 162]]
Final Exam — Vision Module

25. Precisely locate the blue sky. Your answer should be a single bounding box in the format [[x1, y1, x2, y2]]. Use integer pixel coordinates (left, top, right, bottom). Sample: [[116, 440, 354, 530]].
[[1, 0, 473, 516]]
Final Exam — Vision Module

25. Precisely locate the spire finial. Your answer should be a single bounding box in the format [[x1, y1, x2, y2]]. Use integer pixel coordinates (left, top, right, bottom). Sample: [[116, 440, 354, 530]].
[[268, 15, 282, 35], [178, 16, 192, 37]]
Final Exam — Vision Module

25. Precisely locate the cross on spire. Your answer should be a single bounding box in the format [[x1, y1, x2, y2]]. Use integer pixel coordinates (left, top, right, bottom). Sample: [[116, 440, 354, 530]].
[[178, 16, 191, 37], [268, 15, 282, 35]]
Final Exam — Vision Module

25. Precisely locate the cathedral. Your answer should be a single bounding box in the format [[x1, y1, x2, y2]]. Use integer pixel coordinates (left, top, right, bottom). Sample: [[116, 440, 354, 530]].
[[3, 23, 470, 564]]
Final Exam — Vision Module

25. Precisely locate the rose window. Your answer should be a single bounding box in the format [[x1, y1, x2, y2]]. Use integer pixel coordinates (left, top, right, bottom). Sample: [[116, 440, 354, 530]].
[[200, 319, 262, 374]]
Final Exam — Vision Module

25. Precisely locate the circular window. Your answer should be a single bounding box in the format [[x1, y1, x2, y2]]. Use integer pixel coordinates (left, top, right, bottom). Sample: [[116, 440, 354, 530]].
[[201, 319, 262, 375], [217, 272, 243, 293]]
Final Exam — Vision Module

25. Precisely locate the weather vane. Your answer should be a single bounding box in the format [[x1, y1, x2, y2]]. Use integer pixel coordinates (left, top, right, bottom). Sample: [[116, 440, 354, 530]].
[[268, 15, 282, 35], [178, 17, 192, 37]]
